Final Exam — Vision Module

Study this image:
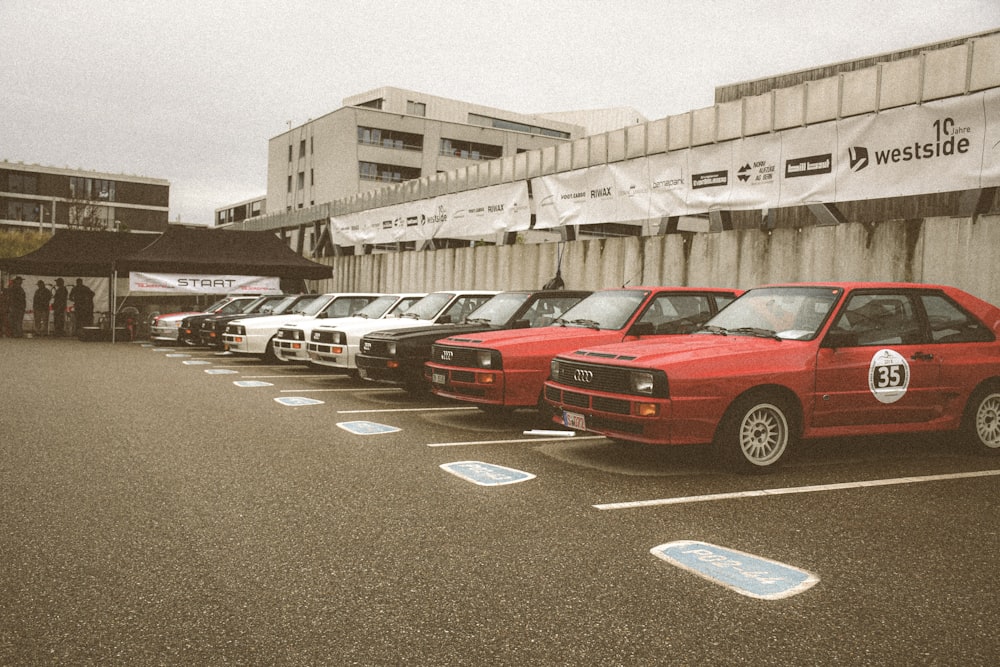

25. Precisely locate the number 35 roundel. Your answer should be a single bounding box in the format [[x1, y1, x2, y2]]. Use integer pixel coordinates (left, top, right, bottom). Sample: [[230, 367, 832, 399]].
[[868, 349, 910, 404]]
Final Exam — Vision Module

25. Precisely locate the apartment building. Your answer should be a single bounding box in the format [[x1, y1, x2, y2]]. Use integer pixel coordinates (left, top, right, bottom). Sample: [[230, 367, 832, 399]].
[[0, 161, 169, 233]]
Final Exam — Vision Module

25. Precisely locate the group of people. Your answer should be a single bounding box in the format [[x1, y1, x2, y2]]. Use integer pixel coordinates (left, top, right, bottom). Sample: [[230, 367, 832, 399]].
[[0, 277, 94, 338]]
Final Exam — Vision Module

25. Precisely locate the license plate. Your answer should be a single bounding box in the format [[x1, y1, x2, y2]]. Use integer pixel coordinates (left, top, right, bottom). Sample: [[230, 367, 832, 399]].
[[432, 372, 447, 385], [563, 411, 586, 430]]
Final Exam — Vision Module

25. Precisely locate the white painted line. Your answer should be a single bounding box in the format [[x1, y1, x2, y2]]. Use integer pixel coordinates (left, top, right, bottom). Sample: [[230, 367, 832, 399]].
[[278, 387, 402, 393], [242, 374, 341, 379], [337, 406, 477, 414], [594, 469, 1000, 510], [428, 435, 606, 447]]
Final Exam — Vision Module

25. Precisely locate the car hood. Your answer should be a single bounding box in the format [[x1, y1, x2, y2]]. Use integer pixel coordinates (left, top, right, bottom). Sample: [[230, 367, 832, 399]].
[[435, 324, 632, 351], [561, 333, 812, 370], [231, 313, 312, 329], [364, 323, 497, 342], [314, 317, 436, 336]]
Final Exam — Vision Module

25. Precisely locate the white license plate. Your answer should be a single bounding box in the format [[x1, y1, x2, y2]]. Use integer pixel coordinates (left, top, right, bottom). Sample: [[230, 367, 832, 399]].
[[563, 411, 586, 430], [432, 372, 447, 385]]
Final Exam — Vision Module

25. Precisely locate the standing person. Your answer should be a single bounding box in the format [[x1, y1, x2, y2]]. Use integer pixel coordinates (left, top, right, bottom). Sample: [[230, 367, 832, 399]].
[[8, 276, 26, 338], [0, 284, 9, 337], [70, 278, 95, 334], [32, 280, 52, 336], [52, 278, 68, 336]]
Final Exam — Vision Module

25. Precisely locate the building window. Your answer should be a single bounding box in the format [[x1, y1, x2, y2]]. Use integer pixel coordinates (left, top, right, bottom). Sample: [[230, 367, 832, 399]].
[[359, 161, 421, 183], [407, 100, 426, 117], [299, 139, 306, 158], [468, 113, 571, 139], [310, 168, 314, 186], [69, 176, 115, 201], [356, 98, 384, 110], [288, 144, 293, 162], [287, 175, 292, 193], [297, 172, 305, 190], [440, 138, 503, 161], [357, 126, 423, 151], [6, 172, 38, 194]]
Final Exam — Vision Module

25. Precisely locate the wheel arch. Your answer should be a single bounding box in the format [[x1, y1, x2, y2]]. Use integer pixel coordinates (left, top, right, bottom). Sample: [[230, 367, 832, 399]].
[[715, 384, 804, 442]]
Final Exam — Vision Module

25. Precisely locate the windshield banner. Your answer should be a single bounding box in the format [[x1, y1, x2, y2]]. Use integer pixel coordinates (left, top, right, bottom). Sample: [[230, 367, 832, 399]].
[[128, 273, 281, 294]]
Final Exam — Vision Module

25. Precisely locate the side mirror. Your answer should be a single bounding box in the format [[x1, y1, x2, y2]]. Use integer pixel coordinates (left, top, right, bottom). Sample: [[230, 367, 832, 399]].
[[438, 315, 452, 324], [629, 321, 656, 337], [823, 330, 858, 348], [512, 319, 530, 329]]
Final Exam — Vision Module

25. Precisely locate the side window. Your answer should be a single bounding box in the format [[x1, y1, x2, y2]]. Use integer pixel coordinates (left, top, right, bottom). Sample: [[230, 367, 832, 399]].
[[921, 294, 994, 343], [830, 293, 922, 346], [637, 295, 711, 333]]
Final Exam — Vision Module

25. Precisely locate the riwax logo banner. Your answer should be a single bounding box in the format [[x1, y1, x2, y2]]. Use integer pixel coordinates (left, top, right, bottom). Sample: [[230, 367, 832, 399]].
[[129, 273, 281, 294]]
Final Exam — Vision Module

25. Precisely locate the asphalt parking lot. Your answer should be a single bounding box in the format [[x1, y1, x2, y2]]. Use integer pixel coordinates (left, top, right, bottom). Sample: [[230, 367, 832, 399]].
[[2, 337, 998, 665]]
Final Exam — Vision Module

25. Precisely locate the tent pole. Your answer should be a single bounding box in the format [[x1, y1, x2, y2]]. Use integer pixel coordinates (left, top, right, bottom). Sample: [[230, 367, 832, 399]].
[[111, 269, 117, 343]]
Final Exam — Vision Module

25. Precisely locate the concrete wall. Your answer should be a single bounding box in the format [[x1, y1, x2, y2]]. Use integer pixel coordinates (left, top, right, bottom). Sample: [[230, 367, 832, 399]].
[[311, 214, 1000, 305]]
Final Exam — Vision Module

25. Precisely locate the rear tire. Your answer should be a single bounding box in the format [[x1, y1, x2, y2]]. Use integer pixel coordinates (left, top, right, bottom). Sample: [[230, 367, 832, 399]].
[[963, 385, 1000, 455], [716, 393, 795, 472]]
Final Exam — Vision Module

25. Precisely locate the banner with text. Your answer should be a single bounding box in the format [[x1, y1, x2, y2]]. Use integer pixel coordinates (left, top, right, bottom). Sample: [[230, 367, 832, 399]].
[[129, 273, 282, 294], [329, 181, 530, 246]]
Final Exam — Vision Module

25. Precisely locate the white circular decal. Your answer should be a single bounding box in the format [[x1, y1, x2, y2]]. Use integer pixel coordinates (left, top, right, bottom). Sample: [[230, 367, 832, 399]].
[[868, 349, 910, 404]]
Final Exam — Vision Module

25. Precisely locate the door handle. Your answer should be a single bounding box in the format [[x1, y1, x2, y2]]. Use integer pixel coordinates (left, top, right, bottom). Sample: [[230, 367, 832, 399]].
[[911, 352, 934, 361]]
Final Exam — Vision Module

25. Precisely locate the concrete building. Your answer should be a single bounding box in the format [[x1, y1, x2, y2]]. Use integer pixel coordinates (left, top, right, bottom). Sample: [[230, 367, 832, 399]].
[[215, 194, 266, 227], [0, 161, 170, 233]]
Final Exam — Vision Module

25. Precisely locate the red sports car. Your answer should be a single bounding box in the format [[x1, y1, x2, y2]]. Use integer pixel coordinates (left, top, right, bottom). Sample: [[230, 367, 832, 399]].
[[544, 282, 1000, 471]]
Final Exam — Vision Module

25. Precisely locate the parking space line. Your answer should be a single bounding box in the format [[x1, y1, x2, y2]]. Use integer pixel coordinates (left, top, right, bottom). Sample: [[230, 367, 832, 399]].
[[428, 435, 606, 447], [593, 469, 1000, 510], [337, 406, 477, 414], [278, 387, 402, 393], [242, 374, 341, 379]]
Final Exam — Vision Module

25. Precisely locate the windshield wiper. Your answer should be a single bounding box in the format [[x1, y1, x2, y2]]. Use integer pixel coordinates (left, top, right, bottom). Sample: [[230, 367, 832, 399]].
[[699, 325, 729, 335], [464, 317, 493, 325], [566, 318, 601, 329], [401, 312, 422, 319], [731, 327, 782, 340]]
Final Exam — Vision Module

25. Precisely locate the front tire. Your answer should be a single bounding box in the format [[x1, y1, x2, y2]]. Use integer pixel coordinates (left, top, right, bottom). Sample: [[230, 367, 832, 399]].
[[716, 394, 795, 472], [964, 385, 1000, 455]]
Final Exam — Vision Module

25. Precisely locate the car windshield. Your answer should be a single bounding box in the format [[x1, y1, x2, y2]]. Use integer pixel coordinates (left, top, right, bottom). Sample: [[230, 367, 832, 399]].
[[554, 290, 648, 330], [239, 296, 269, 313], [353, 295, 400, 319], [463, 293, 530, 325], [204, 297, 229, 312], [702, 286, 841, 340], [400, 293, 453, 320], [283, 295, 324, 315]]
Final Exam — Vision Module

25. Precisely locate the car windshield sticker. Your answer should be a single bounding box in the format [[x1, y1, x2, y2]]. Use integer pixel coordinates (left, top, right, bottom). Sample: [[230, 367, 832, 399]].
[[440, 461, 536, 486], [274, 397, 325, 407], [651, 541, 819, 600], [182, 360, 211, 365], [337, 421, 402, 435], [205, 369, 239, 375], [233, 380, 274, 387], [868, 348, 910, 404], [165, 353, 191, 358]]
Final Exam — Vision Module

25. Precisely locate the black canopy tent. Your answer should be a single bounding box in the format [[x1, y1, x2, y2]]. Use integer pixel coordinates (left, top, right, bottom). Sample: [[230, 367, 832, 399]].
[[1, 227, 333, 340]]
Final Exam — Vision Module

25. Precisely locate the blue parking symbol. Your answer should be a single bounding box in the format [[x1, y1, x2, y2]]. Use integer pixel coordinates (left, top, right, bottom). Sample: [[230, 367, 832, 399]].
[[337, 421, 401, 435], [440, 461, 536, 486], [651, 540, 818, 600], [274, 397, 325, 407]]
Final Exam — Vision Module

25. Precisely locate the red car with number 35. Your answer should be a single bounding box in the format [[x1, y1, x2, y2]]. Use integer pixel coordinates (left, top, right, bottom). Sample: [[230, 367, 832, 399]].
[[544, 283, 1000, 472]]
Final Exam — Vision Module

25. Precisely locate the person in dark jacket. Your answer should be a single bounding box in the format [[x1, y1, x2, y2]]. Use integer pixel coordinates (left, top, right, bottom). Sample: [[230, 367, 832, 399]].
[[8, 276, 27, 338], [32, 280, 52, 336], [52, 278, 68, 336], [70, 278, 94, 334]]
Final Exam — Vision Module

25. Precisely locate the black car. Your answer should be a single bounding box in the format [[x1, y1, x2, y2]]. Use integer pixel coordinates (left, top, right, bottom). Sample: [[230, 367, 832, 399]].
[[177, 296, 259, 346], [355, 289, 590, 391], [196, 293, 307, 349]]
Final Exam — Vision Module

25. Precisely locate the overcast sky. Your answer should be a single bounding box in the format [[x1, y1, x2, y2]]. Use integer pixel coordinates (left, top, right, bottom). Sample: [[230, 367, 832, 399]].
[[2, 0, 998, 225]]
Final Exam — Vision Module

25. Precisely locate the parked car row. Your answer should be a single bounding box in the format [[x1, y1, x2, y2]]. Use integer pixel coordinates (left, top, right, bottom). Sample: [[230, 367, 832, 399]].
[[156, 283, 1000, 473]]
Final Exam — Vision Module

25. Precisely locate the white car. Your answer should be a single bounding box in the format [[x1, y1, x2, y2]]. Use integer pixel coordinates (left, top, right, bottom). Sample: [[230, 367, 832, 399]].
[[222, 292, 383, 361], [307, 290, 498, 373], [272, 293, 425, 363]]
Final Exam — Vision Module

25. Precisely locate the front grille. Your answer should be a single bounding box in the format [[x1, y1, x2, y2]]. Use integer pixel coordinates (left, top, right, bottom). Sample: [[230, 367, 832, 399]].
[[589, 416, 644, 435], [593, 396, 631, 415], [360, 338, 389, 356], [450, 369, 476, 383], [312, 330, 336, 344], [562, 390, 590, 409], [554, 360, 633, 393], [431, 345, 479, 367]]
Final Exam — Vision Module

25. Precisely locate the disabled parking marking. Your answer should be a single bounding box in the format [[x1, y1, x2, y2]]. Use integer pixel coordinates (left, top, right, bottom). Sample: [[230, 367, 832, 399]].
[[182, 360, 211, 365], [337, 421, 401, 435], [233, 380, 274, 387], [205, 368, 239, 375], [274, 396, 325, 407], [651, 541, 819, 600], [440, 461, 536, 486], [594, 469, 1000, 510]]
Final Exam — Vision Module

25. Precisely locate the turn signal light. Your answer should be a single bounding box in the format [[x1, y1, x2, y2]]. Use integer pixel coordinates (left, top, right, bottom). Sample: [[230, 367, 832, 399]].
[[476, 372, 496, 384], [636, 402, 659, 417]]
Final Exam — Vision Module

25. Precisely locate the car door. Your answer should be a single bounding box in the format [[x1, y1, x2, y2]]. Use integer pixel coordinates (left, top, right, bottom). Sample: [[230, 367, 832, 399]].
[[812, 290, 943, 428]]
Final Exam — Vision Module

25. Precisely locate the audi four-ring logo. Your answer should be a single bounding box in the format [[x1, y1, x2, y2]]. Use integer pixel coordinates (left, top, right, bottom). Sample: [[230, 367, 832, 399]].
[[573, 369, 594, 383], [441, 350, 454, 361]]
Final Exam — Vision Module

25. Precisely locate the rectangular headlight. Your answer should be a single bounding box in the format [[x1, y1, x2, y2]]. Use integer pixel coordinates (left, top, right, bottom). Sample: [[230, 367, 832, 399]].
[[631, 371, 655, 395], [550, 358, 561, 380], [386, 342, 397, 356], [476, 350, 497, 368]]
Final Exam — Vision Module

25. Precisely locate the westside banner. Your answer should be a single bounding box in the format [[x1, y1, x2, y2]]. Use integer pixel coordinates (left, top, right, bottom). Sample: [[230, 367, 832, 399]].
[[128, 273, 281, 294]]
